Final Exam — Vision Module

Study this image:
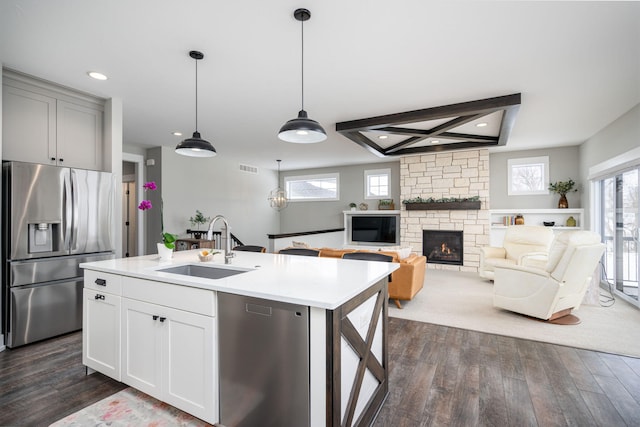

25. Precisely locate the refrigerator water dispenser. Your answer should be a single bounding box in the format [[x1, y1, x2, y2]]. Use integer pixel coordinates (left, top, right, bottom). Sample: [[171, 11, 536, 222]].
[[28, 223, 56, 253]]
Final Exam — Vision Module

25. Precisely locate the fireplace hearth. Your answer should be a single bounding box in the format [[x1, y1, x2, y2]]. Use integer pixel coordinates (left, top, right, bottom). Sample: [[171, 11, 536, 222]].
[[423, 230, 463, 266]]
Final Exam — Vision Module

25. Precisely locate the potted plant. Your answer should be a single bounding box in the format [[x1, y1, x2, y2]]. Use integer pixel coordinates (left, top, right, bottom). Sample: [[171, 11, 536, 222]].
[[138, 181, 178, 259], [189, 210, 211, 239], [378, 199, 395, 210], [348, 202, 357, 211], [548, 179, 577, 208]]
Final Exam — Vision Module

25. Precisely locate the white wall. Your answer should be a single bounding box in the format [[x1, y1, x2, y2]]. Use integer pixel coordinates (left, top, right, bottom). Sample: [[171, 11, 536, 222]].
[[156, 147, 279, 249], [279, 161, 401, 233], [579, 103, 640, 225], [489, 146, 581, 209]]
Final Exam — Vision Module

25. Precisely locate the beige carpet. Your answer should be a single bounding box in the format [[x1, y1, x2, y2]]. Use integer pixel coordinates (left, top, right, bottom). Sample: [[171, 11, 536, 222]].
[[389, 269, 640, 358]]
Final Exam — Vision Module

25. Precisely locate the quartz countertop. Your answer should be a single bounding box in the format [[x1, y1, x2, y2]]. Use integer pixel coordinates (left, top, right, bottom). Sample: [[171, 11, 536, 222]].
[[80, 249, 398, 310]]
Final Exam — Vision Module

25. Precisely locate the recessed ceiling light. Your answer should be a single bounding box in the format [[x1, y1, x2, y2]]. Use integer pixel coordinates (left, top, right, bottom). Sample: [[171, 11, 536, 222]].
[[476, 122, 488, 127], [88, 71, 108, 81], [431, 140, 440, 144], [172, 131, 183, 136], [378, 135, 388, 140]]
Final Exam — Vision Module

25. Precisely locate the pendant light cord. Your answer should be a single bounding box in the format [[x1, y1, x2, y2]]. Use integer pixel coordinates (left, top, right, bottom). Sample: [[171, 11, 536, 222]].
[[300, 17, 304, 111], [195, 57, 199, 132]]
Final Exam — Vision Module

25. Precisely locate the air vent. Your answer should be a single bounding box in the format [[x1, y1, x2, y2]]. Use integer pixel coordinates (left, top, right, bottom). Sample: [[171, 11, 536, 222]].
[[239, 164, 258, 174]]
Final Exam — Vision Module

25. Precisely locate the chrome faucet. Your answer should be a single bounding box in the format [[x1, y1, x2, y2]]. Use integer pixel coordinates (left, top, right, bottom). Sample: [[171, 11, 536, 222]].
[[206, 215, 234, 264]]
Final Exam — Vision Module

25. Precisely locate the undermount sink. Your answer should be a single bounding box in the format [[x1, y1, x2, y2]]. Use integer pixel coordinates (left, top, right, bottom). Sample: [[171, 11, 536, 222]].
[[156, 264, 251, 280]]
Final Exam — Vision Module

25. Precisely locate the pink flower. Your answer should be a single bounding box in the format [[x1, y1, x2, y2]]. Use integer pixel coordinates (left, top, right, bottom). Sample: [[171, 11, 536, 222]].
[[138, 200, 152, 211], [143, 181, 157, 191]]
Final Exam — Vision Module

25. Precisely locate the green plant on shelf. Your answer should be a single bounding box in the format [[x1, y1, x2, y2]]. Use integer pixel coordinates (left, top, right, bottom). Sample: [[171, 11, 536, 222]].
[[548, 179, 577, 196], [189, 210, 211, 229]]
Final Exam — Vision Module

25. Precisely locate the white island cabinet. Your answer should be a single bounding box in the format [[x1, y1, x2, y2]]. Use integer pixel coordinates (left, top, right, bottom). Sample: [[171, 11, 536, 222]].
[[81, 250, 398, 427]]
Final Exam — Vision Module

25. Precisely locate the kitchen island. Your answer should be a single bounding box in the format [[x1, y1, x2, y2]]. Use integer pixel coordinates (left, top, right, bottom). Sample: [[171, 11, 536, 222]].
[[81, 249, 398, 427]]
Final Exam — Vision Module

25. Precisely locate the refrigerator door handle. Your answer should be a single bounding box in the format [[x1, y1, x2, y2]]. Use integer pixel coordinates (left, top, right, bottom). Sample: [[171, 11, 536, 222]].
[[70, 169, 80, 251], [63, 170, 73, 249]]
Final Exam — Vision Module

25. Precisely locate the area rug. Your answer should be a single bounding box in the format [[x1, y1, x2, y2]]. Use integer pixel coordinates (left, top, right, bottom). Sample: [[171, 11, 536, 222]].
[[49, 387, 213, 426], [389, 269, 640, 358]]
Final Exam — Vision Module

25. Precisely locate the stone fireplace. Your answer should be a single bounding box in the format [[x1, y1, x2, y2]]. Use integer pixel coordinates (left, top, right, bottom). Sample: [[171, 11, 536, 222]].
[[400, 149, 490, 272], [423, 230, 464, 266]]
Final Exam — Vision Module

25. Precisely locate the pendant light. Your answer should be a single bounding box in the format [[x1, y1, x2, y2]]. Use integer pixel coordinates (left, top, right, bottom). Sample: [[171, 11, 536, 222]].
[[268, 160, 289, 211], [278, 8, 327, 144], [175, 50, 217, 157]]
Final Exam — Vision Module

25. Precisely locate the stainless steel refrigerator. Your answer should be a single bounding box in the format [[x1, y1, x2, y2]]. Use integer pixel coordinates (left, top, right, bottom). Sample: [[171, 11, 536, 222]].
[[2, 161, 115, 348]]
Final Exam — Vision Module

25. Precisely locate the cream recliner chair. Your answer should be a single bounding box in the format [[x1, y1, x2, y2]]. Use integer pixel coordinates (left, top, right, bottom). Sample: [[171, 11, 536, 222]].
[[493, 230, 605, 324], [479, 226, 555, 280]]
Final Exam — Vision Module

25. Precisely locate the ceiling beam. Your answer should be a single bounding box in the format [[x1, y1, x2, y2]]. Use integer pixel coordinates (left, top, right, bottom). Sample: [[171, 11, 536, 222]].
[[335, 93, 521, 156]]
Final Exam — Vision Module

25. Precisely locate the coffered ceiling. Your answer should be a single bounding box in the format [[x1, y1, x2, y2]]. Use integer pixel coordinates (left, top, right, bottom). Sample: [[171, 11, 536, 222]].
[[0, 1, 638, 171]]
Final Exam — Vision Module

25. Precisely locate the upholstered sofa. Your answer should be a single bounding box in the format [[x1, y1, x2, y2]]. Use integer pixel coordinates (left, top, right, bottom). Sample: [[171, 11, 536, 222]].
[[479, 225, 555, 280], [317, 248, 426, 308]]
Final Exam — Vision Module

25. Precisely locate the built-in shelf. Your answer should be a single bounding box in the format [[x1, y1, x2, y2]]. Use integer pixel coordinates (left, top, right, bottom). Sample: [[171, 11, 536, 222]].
[[489, 208, 584, 246]]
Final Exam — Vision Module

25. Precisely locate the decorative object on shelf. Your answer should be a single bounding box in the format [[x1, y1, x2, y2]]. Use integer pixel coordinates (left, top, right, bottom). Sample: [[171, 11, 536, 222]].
[[403, 196, 481, 211], [189, 210, 211, 239], [268, 159, 289, 211], [138, 181, 177, 258], [543, 221, 555, 227], [349, 202, 357, 211], [514, 214, 525, 225], [548, 179, 577, 209], [359, 202, 369, 210], [278, 8, 327, 143], [566, 216, 577, 227], [378, 199, 395, 210], [175, 50, 216, 157]]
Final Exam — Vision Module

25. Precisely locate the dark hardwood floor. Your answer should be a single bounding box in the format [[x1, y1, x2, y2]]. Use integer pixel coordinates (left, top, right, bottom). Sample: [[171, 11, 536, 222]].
[[0, 331, 126, 426], [1, 318, 639, 426], [375, 317, 640, 427]]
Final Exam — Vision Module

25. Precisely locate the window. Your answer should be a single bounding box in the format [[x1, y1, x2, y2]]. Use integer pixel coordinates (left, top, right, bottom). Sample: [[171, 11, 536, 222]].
[[284, 173, 339, 201], [365, 168, 390, 199], [595, 167, 639, 307], [507, 156, 549, 195]]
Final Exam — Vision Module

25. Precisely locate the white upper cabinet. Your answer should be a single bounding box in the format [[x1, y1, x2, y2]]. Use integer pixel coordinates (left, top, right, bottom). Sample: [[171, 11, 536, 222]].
[[2, 71, 105, 170], [57, 99, 103, 170]]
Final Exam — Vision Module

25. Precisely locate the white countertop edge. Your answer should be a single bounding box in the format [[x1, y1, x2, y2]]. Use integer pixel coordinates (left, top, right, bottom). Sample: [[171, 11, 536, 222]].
[[80, 250, 399, 310]]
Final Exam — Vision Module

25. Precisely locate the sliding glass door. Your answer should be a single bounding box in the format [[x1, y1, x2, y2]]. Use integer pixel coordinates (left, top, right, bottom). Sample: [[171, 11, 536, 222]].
[[598, 168, 639, 306]]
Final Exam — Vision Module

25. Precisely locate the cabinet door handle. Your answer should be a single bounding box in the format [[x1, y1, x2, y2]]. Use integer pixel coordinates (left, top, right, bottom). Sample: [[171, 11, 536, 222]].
[[152, 315, 159, 320], [94, 278, 107, 286], [51, 157, 56, 161], [94, 294, 105, 300], [59, 158, 64, 162], [159, 317, 166, 323]]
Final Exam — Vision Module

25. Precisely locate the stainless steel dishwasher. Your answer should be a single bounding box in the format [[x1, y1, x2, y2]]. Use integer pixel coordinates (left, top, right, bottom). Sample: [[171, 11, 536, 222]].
[[218, 292, 310, 427]]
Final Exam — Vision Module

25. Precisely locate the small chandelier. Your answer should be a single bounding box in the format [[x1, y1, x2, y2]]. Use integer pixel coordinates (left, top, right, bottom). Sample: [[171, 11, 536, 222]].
[[268, 160, 289, 211], [175, 50, 216, 157], [278, 8, 327, 144]]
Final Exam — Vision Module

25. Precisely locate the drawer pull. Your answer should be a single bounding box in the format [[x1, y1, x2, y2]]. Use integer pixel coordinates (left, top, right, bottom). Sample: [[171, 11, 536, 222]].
[[159, 317, 166, 323], [94, 294, 105, 300], [153, 315, 159, 320], [94, 278, 107, 286]]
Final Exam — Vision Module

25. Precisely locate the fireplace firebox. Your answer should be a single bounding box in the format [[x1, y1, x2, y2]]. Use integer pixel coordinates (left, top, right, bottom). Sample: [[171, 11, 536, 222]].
[[423, 230, 463, 266]]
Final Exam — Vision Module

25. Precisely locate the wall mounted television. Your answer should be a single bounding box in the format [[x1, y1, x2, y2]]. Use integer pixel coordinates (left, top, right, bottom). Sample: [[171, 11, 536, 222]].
[[348, 215, 399, 246]]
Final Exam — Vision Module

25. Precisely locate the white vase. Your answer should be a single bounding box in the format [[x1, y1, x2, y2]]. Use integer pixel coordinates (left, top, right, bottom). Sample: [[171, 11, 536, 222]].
[[157, 243, 173, 260]]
